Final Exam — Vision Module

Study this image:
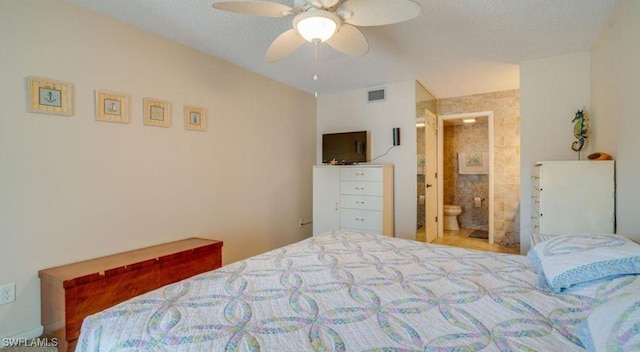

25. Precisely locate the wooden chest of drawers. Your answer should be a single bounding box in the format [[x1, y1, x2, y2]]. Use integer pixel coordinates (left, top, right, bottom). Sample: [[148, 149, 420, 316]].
[[39, 238, 223, 351]]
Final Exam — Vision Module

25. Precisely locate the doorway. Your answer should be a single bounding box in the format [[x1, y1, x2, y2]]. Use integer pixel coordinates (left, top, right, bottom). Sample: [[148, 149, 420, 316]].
[[436, 112, 495, 245]]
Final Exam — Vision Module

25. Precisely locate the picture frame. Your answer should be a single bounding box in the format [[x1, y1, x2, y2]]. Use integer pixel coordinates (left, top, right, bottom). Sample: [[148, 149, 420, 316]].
[[95, 90, 129, 123], [184, 106, 207, 131], [143, 98, 171, 127], [27, 76, 74, 116]]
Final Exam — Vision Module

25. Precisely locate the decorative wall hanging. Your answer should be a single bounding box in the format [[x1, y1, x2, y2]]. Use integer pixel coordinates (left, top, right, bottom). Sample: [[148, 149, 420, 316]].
[[458, 152, 489, 174], [95, 90, 129, 123], [27, 77, 74, 116], [184, 106, 207, 131], [571, 109, 589, 159], [143, 98, 171, 127]]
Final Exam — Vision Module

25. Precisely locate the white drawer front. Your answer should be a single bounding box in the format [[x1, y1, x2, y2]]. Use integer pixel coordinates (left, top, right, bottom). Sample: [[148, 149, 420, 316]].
[[340, 209, 382, 231], [340, 181, 383, 196], [340, 168, 383, 182], [340, 195, 383, 211]]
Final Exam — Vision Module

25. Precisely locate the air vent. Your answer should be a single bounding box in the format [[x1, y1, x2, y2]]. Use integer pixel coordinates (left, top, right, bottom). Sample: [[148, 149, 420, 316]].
[[367, 88, 386, 102]]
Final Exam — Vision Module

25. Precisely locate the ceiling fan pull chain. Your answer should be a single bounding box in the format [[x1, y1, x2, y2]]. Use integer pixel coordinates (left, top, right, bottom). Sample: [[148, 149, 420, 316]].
[[313, 41, 319, 97], [313, 41, 319, 81]]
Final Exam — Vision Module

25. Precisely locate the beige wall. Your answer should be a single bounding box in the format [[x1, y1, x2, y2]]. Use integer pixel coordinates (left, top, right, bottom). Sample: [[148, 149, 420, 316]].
[[519, 52, 591, 253], [438, 90, 521, 244], [0, 0, 316, 339], [591, 0, 640, 239]]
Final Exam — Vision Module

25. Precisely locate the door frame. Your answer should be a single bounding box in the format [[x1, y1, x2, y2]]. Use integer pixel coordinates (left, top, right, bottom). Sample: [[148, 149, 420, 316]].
[[424, 110, 438, 242], [437, 111, 495, 244]]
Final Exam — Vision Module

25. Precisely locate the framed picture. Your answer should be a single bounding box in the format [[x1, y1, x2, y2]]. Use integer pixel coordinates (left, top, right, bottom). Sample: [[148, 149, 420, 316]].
[[27, 77, 74, 116], [184, 106, 207, 131], [95, 90, 129, 123], [143, 98, 171, 127]]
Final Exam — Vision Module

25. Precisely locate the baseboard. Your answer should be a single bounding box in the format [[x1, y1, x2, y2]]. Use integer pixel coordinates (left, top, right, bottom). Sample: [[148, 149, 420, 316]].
[[0, 325, 43, 350]]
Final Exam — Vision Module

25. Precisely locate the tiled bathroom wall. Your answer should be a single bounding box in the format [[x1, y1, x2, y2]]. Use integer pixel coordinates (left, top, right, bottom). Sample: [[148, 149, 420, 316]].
[[443, 122, 489, 230], [437, 90, 521, 245]]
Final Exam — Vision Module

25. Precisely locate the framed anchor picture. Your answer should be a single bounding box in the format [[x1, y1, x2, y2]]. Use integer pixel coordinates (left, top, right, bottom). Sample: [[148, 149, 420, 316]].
[[27, 77, 74, 116], [95, 90, 130, 123]]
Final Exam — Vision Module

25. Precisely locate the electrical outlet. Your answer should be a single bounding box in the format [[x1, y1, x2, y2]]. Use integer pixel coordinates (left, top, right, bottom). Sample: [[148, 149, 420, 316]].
[[0, 283, 15, 305]]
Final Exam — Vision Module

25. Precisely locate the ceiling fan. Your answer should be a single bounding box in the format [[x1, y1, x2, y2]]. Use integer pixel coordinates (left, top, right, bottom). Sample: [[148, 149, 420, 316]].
[[212, 0, 421, 62]]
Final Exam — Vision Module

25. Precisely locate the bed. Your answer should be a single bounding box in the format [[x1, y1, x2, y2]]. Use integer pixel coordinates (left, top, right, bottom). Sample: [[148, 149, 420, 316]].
[[76, 231, 640, 351]]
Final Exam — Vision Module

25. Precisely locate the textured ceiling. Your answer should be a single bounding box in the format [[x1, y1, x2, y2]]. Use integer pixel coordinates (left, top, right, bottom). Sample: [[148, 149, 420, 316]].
[[68, 0, 618, 98]]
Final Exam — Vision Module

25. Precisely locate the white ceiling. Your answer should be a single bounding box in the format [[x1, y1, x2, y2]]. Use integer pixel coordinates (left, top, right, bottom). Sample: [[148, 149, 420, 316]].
[[68, 0, 618, 98]]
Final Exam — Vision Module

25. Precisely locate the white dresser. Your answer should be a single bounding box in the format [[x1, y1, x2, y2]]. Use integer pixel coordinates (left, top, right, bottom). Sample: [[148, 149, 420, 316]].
[[313, 164, 394, 236], [531, 161, 615, 241]]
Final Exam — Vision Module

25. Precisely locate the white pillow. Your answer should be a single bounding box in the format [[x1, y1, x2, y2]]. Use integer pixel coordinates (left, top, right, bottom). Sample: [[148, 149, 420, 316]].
[[527, 234, 640, 293], [576, 294, 640, 352]]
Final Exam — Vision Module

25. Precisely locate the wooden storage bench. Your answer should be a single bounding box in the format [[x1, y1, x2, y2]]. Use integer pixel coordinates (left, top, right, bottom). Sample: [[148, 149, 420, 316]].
[[39, 238, 223, 351]]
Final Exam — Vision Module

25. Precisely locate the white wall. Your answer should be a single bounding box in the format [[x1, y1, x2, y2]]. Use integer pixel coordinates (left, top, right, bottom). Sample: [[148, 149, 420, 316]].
[[317, 81, 417, 239], [519, 52, 591, 253], [0, 0, 316, 339], [591, 0, 640, 240]]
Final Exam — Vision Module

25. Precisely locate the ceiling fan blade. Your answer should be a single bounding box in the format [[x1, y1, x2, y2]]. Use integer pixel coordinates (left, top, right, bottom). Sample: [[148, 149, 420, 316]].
[[265, 29, 306, 62], [321, 0, 340, 7], [307, 0, 340, 9], [326, 24, 368, 56], [340, 0, 420, 26], [212, 1, 295, 17]]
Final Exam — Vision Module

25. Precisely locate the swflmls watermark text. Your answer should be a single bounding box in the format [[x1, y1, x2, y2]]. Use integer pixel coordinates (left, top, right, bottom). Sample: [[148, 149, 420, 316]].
[[3, 337, 59, 347]]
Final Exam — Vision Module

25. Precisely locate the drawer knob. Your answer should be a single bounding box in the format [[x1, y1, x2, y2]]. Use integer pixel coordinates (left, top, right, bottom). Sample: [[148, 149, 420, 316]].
[[356, 201, 365, 204], [355, 187, 365, 190], [355, 217, 365, 221]]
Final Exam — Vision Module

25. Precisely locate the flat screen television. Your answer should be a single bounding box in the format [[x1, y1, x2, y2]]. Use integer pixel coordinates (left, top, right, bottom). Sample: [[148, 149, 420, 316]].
[[322, 131, 369, 164]]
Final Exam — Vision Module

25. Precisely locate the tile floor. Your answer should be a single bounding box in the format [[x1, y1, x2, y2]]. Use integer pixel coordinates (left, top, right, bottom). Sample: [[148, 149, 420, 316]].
[[417, 227, 520, 255]]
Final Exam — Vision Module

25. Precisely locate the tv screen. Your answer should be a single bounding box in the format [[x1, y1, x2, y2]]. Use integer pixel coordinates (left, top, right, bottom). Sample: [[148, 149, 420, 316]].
[[322, 131, 369, 164]]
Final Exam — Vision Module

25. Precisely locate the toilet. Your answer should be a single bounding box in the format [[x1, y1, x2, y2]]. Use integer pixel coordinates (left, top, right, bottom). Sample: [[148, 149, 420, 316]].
[[443, 205, 463, 231]]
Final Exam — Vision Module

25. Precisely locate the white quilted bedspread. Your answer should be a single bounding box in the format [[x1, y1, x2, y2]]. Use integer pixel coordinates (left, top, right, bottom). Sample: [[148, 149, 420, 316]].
[[77, 232, 640, 351]]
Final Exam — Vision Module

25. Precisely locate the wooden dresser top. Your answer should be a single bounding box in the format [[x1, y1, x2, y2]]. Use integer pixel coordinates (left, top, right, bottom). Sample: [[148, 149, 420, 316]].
[[39, 237, 222, 284]]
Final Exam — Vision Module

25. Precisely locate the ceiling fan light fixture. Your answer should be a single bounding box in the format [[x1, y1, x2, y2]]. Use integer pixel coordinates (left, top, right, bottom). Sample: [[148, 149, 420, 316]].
[[293, 11, 340, 43]]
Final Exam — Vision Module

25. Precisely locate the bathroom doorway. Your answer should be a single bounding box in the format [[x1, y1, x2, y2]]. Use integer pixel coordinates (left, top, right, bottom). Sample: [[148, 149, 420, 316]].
[[436, 112, 494, 244]]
